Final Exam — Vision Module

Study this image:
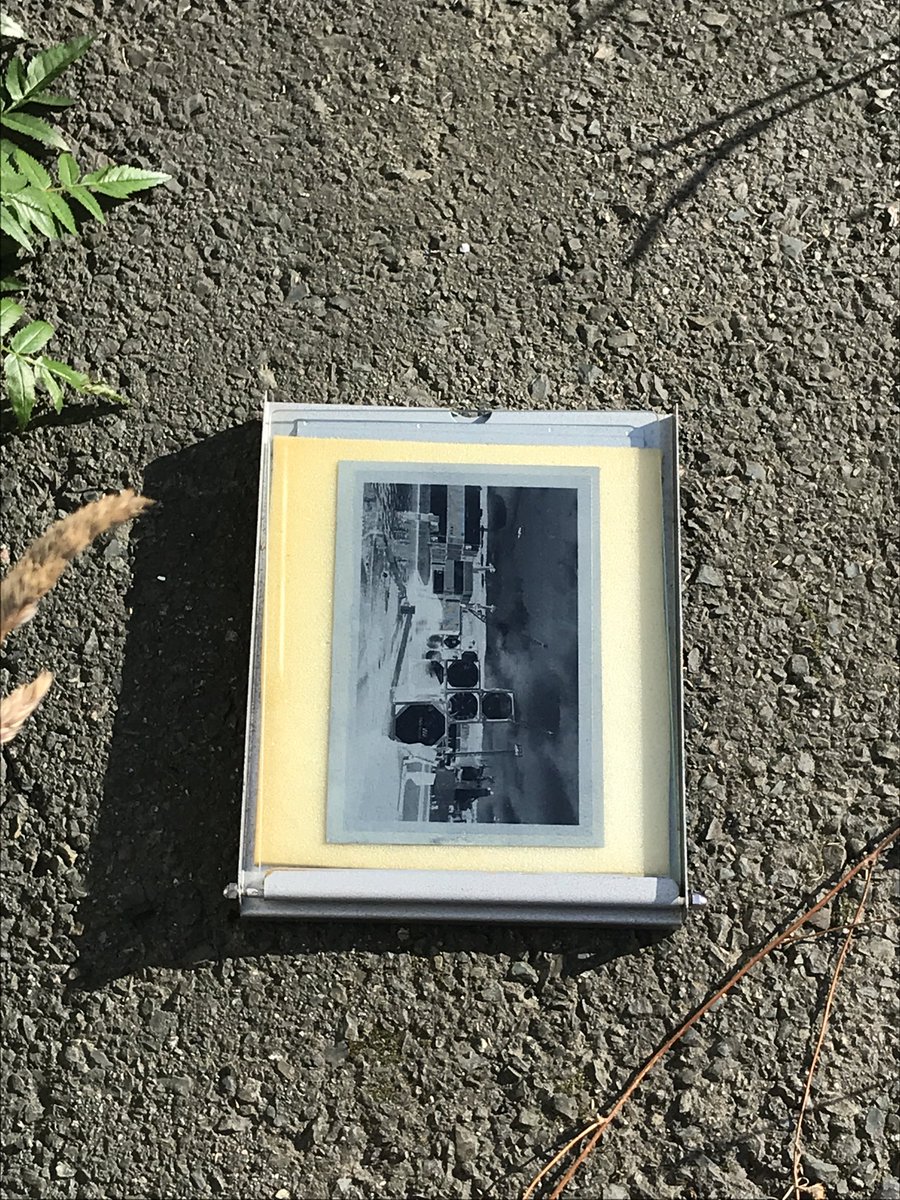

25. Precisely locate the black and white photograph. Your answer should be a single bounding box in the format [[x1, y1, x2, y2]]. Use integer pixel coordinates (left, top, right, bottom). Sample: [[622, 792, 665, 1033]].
[[326, 462, 602, 847]]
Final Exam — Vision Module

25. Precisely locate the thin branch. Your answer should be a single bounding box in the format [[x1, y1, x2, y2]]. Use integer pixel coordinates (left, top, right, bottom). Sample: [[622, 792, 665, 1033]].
[[523, 825, 899, 1200], [790, 863, 875, 1199]]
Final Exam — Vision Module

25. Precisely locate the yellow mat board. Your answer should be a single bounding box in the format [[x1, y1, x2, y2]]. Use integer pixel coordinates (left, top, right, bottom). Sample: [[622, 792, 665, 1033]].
[[255, 436, 671, 876]]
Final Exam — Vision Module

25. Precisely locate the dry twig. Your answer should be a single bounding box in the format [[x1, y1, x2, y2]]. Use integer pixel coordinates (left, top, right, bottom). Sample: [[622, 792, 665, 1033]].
[[523, 826, 899, 1200], [790, 862, 875, 1200]]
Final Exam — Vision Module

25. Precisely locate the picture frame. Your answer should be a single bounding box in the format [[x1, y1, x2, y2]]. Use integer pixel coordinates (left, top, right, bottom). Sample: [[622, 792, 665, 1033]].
[[230, 405, 701, 926]]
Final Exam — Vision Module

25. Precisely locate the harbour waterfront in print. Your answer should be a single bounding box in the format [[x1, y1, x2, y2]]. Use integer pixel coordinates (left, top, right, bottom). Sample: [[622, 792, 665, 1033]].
[[325, 462, 602, 847]]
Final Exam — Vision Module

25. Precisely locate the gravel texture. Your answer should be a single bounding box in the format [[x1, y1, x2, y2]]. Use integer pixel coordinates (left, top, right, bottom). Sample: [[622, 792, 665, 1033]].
[[2, 1, 898, 1197]]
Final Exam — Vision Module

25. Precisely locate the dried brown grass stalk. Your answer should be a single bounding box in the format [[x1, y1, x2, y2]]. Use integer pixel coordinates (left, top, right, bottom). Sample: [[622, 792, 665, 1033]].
[[0, 671, 53, 745], [1, 490, 152, 642], [523, 826, 900, 1200], [0, 490, 152, 744]]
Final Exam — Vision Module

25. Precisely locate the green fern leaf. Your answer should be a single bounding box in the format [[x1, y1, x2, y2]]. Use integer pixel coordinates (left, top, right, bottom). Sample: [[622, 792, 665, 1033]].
[[4, 56, 26, 101], [1, 164, 29, 193], [9, 187, 58, 239], [0, 111, 68, 149], [37, 358, 64, 413], [40, 357, 89, 389], [57, 153, 80, 185], [12, 146, 51, 188], [82, 164, 171, 197], [25, 92, 76, 109], [9, 319, 54, 354], [64, 182, 104, 222], [4, 352, 35, 426], [0, 205, 33, 251], [0, 296, 24, 336], [23, 36, 93, 96], [44, 190, 77, 234]]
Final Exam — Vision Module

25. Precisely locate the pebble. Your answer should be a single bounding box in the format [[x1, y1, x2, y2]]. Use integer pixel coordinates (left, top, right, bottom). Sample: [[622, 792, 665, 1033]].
[[780, 234, 806, 259], [453, 1125, 478, 1161], [529, 375, 550, 401], [509, 961, 539, 985], [696, 564, 725, 587], [803, 1152, 841, 1181], [787, 654, 810, 679], [868, 1104, 892, 1132]]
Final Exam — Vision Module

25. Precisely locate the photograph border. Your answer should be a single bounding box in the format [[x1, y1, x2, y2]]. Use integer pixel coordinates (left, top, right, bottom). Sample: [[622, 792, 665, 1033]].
[[325, 461, 603, 847]]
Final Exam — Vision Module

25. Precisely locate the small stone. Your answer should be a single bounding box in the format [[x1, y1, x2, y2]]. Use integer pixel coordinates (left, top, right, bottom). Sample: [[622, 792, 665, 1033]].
[[458, 242, 471, 254], [787, 654, 810, 680], [865, 937, 895, 962], [780, 234, 806, 260], [453, 1125, 478, 1161], [696, 564, 725, 587], [728, 207, 749, 222], [797, 751, 815, 775], [865, 1107, 887, 1141], [236, 1080, 262, 1104], [529, 375, 550, 401], [606, 330, 637, 350], [515, 1107, 541, 1128], [625, 9, 651, 23], [549, 1094, 579, 1119], [509, 961, 539, 984], [830, 1133, 862, 1166], [159, 1075, 193, 1096], [803, 1152, 841, 1181], [336, 1014, 359, 1042], [744, 462, 767, 482], [324, 1043, 349, 1065], [701, 10, 730, 26], [54, 1162, 76, 1179], [498, 1064, 523, 1085], [217, 1115, 251, 1133]]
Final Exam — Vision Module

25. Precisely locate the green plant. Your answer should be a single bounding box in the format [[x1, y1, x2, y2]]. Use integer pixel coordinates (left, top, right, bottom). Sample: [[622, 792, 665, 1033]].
[[0, 24, 170, 427], [2, 295, 121, 426]]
